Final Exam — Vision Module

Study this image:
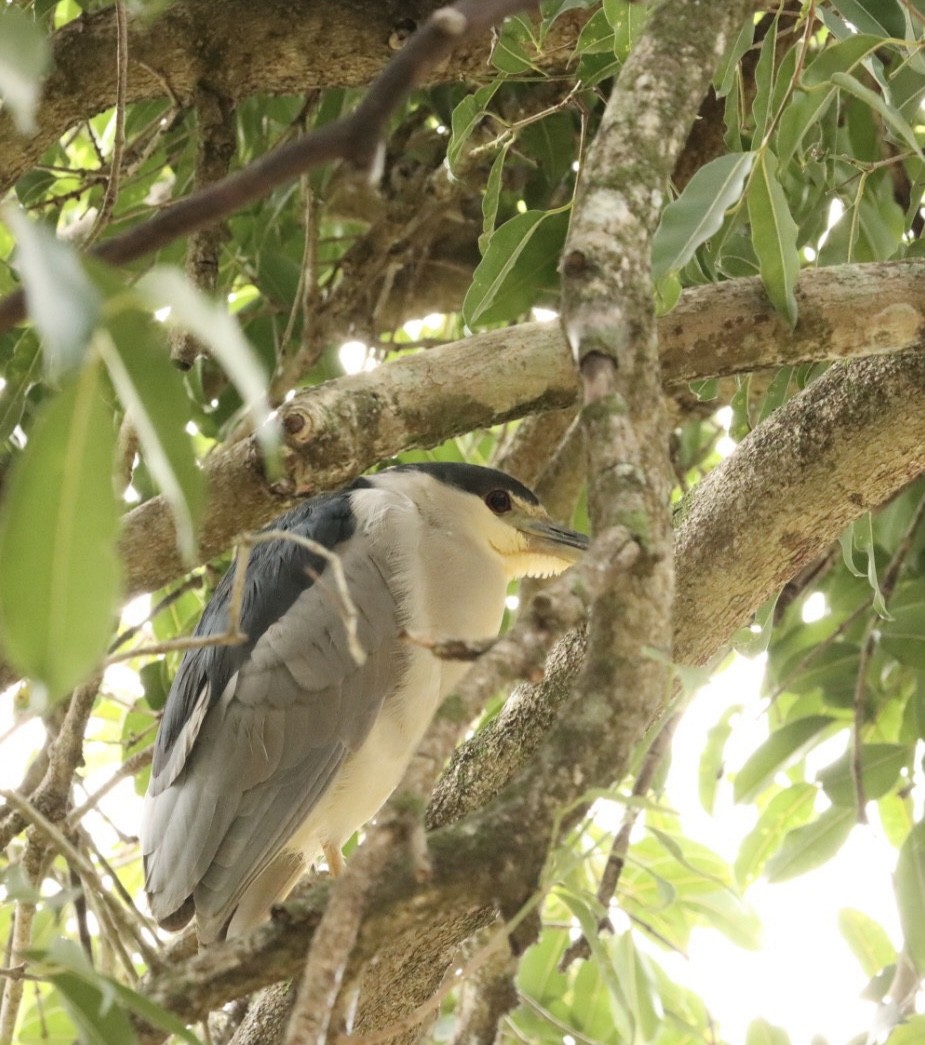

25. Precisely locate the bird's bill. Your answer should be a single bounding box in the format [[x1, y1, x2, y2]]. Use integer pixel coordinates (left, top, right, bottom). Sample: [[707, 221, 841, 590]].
[[516, 515, 590, 565]]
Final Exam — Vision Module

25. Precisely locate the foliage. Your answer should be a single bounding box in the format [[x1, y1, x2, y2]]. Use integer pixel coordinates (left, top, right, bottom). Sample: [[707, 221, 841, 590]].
[[0, 0, 924, 1042]]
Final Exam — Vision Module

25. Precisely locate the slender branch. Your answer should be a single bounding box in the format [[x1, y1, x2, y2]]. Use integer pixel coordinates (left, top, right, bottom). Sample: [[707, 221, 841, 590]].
[[0, 679, 101, 851], [66, 745, 154, 830], [0, 840, 49, 1045], [284, 827, 395, 1045], [108, 573, 204, 654], [108, 526, 364, 666], [559, 714, 680, 970], [0, 789, 162, 971]]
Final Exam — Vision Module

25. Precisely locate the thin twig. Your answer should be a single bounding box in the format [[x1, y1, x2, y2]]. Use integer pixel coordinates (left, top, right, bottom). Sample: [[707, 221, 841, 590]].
[[0, 889, 37, 1044], [0, 837, 52, 1045], [0, 679, 101, 852], [108, 571, 204, 654], [851, 625, 875, 823], [67, 746, 154, 827], [244, 530, 366, 666], [0, 790, 162, 972], [560, 713, 680, 970], [105, 629, 248, 665], [107, 528, 365, 667]]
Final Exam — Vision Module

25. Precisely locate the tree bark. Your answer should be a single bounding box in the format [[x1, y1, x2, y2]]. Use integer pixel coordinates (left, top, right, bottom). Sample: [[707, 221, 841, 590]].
[[0, 1, 589, 190]]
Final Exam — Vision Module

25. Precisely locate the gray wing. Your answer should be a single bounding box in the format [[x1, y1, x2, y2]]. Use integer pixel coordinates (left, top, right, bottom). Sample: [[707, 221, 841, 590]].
[[141, 509, 405, 940]]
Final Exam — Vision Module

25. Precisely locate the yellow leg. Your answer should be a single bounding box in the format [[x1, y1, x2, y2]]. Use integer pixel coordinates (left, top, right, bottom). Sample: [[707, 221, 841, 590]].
[[322, 842, 344, 876]]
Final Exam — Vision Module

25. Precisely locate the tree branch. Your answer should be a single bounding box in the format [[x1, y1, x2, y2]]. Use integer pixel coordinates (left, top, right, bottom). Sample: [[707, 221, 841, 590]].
[[0, 0, 542, 332], [0, 678, 101, 851], [0, 2, 590, 192]]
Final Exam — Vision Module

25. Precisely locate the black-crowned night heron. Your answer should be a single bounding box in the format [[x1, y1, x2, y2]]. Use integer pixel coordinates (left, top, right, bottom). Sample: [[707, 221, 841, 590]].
[[142, 462, 588, 942]]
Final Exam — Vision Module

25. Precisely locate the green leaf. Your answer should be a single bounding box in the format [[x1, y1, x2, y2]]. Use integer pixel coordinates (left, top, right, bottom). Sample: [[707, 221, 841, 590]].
[[734, 715, 835, 803], [896, 821, 925, 972], [18, 986, 78, 1044], [818, 743, 909, 807], [651, 152, 754, 281], [0, 6, 51, 133], [766, 805, 855, 882], [746, 1018, 791, 1045], [447, 82, 501, 175], [571, 958, 619, 1042], [756, 365, 793, 424], [48, 972, 138, 1045], [837, 908, 896, 977], [699, 704, 742, 814], [841, 513, 890, 617], [733, 590, 780, 656], [463, 207, 569, 327], [0, 329, 41, 442], [610, 932, 662, 1041], [735, 783, 817, 885], [490, 16, 541, 74], [98, 313, 204, 562], [777, 35, 883, 164], [517, 928, 569, 1005], [479, 140, 512, 254], [800, 34, 883, 89], [3, 207, 101, 380], [557, 888, 634, 1042], [714, 17, 755, 98], [830, 0, 904, 39], [776, 91, 830, 167], [0, 360, 121, 701], [881, 594, 925, 669], [830, 72, 924, 161], [685, 889, 762, 950], [748, 151, 800, 327], [751, 19, 777, 142], [135, 267, 277, 461], [519, 111, 575, 190], [35, 938, 202, 1045], [886, 1015, 925, 1044]]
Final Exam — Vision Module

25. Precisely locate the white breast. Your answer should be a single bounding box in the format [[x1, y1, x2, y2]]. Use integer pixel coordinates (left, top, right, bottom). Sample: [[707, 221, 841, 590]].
[[287, 482, 508, 864]]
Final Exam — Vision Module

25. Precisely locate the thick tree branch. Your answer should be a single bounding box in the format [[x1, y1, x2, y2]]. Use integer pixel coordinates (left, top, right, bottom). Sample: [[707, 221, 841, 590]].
[[0, 2, 590, 193]]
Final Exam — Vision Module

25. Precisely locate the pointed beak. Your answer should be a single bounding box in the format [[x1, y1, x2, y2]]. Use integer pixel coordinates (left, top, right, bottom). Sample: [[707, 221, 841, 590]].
[[516, 515, 589, 565]]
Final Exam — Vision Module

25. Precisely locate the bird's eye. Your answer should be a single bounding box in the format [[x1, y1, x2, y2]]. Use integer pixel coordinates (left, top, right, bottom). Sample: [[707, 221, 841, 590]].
[[485, 489, 512, 514]]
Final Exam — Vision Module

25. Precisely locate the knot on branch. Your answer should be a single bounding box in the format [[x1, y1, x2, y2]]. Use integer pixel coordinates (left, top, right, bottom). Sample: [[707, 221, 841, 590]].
[[432, 8, 469, 37]]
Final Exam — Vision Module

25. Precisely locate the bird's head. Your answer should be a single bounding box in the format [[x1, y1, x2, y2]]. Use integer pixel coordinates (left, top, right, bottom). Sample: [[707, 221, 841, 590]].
[[384, 462, 589, 580]]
